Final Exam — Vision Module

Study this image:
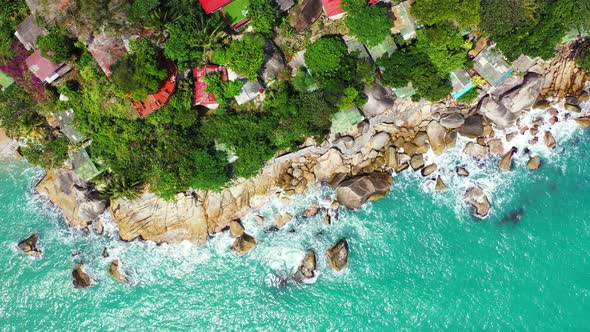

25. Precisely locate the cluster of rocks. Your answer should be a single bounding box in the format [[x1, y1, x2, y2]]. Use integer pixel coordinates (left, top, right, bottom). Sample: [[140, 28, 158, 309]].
[[33, 38, 589, 249]]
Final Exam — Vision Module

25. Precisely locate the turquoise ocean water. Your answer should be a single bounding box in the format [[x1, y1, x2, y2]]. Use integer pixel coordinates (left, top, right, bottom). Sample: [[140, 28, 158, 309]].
[[1, 102, 590, 330]]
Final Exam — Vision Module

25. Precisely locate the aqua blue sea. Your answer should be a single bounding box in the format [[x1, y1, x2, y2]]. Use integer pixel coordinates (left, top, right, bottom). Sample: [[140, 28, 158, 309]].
[[1, 105, 590, 330]]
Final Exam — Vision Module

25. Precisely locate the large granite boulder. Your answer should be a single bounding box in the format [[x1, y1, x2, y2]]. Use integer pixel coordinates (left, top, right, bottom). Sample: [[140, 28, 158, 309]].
[[72, 262, 94, 289], [361, 83, 394, 118], [293, 250, 317, 282], [36, 169, 107, 229], [314, 148, 344, 181], [426, 121, 446, 155], [463, 142, 489, 159], [464, 186, 491, 219], [477, 95, 516, 128], [501, 73, 544, 113], [369, 132, 390, 150], [17, 233, 42, 257], [439, 113, 465, 129], [457, 115, 484, 138], [336, 173, 393, 209], [327, 238, 349, 272], [231, 233, 257, 256], [291, 0, 322, 31]]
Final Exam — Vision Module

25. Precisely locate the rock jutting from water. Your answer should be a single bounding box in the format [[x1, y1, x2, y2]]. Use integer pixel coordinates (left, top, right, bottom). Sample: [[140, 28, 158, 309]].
[[327, 238, 349, 272], [72, 262, 94, 289], [335, 173, 393, 209], [17, 233, 42, 257], [293, 250, 317, 282], [108, 259, 130, 285]]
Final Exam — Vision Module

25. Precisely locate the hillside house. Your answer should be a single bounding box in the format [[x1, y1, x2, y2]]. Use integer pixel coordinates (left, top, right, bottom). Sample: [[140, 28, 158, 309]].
[[450, 69, 475, 100], [87, 32, 129, 77], [198, 0, 251, 30], [473, 47, 513, 87], [234, 80, 264, 105], [26, 49, 72, 84], [55, 109, 85, 144], [132, 59, 178, 118], [193, 65, 228, 109], [14, 15, 47, 51], [70, 148, 101, 181], [392, 1, 417, 40]]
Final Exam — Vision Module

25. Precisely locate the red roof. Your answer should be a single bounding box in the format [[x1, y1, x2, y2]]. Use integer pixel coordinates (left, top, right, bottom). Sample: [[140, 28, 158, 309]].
[[199, 0, 233, 14], [193, 65, 227, 107], [25, 49, 71, 83], [322, 0, 344, 18], [132, 59, 178, 118], [323, 0, 381, 18]]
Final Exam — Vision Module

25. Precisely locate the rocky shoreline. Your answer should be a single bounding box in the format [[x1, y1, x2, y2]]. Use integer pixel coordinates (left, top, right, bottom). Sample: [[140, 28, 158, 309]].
[[30, 39, 589, 256]]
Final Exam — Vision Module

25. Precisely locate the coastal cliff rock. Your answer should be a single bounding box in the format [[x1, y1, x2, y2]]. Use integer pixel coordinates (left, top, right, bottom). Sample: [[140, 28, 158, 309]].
[[36, 169, 106, 229], [501, 73, 544, 113], [110, 167, 279, 244], [335, 173, 393, 209], [541, 37, 589, 98], [327, 238, 349, 272], [17, 233, 42, 257], [72, 262, 94, 289]]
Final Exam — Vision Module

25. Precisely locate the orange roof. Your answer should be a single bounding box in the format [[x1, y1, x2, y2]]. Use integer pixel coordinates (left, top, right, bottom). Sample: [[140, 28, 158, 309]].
[[132, 59, 178, 118]]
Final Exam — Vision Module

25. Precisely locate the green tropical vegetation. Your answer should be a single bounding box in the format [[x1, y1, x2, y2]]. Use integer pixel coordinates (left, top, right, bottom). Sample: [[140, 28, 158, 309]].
[[1, 0, 588, 201], [111, 36, 167, 100], [343, 0, 392, 47], [212, 33, 266, 80]]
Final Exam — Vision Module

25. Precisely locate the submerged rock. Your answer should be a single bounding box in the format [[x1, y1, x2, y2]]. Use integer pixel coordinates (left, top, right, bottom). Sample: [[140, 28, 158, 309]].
[[302, 204, 321, 218], [575, 116, 590, 128], [327, 238, 349, 272], [231, 233, 257, 256], [72, 262, 94, 289], [463, 142, 489, 159], [464, 187, 491, 219], [527, 156, 541, 170], [498, 147, 518, 171], [294, 250, 317, 282], [17, 233, 42, 257], [454, 167, 468, 178], [275, 213, 293, 228], [335, 173, 393, 209], [109, 259, 130, 285]]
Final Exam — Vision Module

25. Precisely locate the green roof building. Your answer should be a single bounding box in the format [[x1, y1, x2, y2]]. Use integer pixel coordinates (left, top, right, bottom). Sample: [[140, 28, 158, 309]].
[[71, 148, 101, 181], [0, 70, 15, 92], [331, 106, 363, 133]]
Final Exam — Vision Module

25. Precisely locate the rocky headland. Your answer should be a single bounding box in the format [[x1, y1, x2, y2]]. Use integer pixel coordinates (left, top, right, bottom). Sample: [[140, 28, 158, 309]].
[[32, 38, 589, 256]]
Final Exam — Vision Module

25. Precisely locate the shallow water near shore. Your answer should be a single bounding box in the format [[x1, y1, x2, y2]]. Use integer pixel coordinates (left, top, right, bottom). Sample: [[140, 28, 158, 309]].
[[2, 108, 590, 330]]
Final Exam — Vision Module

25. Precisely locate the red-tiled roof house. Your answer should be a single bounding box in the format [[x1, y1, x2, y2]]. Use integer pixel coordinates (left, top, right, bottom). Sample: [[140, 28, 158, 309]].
[[193, 65, 228, 109]]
